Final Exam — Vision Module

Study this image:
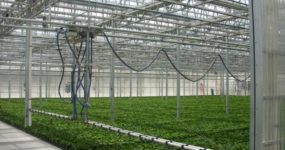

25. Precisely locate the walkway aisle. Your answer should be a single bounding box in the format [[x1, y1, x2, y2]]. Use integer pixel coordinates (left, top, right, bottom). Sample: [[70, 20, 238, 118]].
[[0, 121, 61, 150]]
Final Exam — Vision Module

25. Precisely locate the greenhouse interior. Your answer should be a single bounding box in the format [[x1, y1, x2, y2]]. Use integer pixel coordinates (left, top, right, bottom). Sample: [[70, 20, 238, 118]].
[[0, 0, 284, 150]]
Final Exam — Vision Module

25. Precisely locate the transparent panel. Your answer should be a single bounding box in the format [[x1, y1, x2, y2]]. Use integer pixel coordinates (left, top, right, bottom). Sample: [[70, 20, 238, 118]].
[[252, 0, 285, 149]]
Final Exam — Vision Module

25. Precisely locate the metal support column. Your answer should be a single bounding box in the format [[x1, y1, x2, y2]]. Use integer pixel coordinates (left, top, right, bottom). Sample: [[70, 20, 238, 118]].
[[19, 31, 23, 98], [8, 61, 11, 100], [8, 80, 11, 100], [24, 22, 32, 127], [129, 50, 133, 100], [20, 65, 23, 98], [192, 72, 194, 95], [183, 77, 185, 100], [158, 74, 160, 97], [176, 29, 180, 118], [116, 72, 119, 97], [226, 38, 230, 114], [97, 69, 100, 97], [110, 21, 115, 123], [39, 49, 42, 100], [244, 58, 247, 97], [161, 71, 164, 98], [119, 69, 122, 97], [140, 74, 143, 96], [201, 78, 204, 96], [130, 70, 132, 99], [221, 63, 225, 98], [165, 67, 168, 100], [45, 62, 48, 101], [196, 72, 198, 99], [244, 75, 247, 100], [206, 74, 209, 95], [136, 72, 139, 100]]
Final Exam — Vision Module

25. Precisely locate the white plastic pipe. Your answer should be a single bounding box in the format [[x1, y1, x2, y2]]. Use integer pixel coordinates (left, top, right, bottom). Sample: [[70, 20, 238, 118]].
[[32, 109, 210, 150]]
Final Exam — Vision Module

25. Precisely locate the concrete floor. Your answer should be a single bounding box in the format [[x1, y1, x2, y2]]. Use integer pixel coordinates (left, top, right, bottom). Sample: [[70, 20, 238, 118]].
[[0, 121, 61, 150]]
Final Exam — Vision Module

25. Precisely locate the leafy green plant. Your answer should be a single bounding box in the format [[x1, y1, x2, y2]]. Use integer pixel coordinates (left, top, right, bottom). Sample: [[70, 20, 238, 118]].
[[0, 96, 250, 150]]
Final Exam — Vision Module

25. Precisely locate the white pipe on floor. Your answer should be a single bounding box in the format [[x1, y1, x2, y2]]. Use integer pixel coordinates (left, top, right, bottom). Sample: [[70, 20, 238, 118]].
[[32, 109, 210, 150]]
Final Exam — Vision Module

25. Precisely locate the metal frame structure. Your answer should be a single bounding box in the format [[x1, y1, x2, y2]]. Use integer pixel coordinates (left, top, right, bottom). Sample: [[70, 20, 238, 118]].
[[0, 0, 250, 69], [0, 0, 251, 148]]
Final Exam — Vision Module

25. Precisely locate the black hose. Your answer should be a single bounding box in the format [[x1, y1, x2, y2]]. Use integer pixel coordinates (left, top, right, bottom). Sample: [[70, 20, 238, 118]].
[[78, 40, 83, 58], [64, 31, 81, 67], [103, 31, 249, 82], [57, 28, 92, 119], [103, 32, 161, 72], [71, 65, 76, 103], [103, 32, 217, 82], [75, 43, 85, 106], [81, 35, 93, 120], [56, 31, 68, 102], [80, 39, 88, 63], [218, 55, 251, 82], [161, 49, 217, 82]]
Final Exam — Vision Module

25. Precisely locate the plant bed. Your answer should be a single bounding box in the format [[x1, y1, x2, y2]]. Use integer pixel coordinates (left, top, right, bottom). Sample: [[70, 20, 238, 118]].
[[0, 96, 250, 149]]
